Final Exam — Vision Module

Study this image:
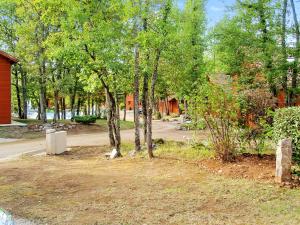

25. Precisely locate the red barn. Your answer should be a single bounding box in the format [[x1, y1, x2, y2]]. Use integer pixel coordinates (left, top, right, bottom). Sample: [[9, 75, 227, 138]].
[[0, 50, 18, 124]]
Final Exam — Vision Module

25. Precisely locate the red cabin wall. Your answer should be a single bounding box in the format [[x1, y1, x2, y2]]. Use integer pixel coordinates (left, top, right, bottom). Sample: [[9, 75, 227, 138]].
[[0, 55, 11, 124], [126, 95, 134, 110], [126, 94, 180, 115], [158, 98, 179, 115]]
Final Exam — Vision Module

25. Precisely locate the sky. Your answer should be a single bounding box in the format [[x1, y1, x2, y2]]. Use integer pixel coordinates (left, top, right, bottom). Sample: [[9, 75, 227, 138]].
[[178, 0, 300, 29], [178, 0, 236, 27]]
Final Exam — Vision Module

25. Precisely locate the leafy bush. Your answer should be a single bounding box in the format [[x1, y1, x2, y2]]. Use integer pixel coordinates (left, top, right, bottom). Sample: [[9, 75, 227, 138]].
[[236, 88, 276, 156], [273, 107, 300, 163], [180, 120, 206, 130], [154, 111, 162, 120], [74, 115, 97, 124], [190, 83, 238, 162]]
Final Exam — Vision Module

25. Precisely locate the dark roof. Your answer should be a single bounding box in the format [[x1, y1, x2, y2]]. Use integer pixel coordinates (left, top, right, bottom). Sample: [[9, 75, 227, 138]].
[[0, 50, 18, 64]]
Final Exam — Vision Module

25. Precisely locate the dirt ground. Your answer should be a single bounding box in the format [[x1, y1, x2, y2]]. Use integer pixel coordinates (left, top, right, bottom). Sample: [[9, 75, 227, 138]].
[[0, 146, 300, 225]]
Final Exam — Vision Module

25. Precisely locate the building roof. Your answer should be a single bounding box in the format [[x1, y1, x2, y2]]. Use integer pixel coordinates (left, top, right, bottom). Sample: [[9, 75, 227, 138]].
[[0, 50, 18, 64]]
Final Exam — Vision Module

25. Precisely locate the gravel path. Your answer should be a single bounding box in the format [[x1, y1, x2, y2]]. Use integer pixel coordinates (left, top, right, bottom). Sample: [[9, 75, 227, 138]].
[[0, 121, 202, 161]]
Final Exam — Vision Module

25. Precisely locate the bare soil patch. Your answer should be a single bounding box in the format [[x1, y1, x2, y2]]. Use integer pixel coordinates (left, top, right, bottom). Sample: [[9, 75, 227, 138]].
[[0, 146, 300, 225], [198, 154, 275, 182]]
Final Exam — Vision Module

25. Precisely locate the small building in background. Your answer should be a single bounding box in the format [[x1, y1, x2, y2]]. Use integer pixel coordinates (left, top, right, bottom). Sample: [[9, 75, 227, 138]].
[[158, 97, 180, 115], [0, 50, 18, 124], [125, 94, 180, 116]]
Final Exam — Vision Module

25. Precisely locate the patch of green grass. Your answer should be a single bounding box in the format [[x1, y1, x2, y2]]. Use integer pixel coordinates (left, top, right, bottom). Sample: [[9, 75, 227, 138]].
[[96, 119, 134, 130], [0, 127, 17, 139], [155, 141, 215, 160], [122, 141, 215, 160], [13, 118, 43, 125], [13, 118, 72, 125], [0, 127, 44, 139], [121, 142, 135, 154]]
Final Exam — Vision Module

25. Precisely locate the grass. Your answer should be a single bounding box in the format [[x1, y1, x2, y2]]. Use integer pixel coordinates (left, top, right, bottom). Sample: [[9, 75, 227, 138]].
[[120, 141, 215, 160], [0, 146, 299, 224], [13, 118, 72, 125], [154, 141, 215, 160], [0, 127, 44, 139]]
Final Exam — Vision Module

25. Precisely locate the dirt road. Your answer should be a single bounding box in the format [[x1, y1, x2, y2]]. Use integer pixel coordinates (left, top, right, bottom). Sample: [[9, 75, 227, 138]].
[[0, 121, 200, 160]]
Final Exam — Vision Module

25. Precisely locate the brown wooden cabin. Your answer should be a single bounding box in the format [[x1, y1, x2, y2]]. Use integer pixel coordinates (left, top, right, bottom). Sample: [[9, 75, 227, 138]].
[[0, 50, 18, 124], [126, 94, 180, 115]]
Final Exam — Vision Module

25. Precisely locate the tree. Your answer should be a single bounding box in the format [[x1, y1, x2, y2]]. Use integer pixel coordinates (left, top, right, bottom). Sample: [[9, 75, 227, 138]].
[[289, 0, 300, 104], [145, 0, 173, 158]]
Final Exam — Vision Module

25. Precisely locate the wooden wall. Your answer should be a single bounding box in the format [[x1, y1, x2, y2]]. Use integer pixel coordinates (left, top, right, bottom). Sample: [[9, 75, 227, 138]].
[[0, 55, 11, 124]]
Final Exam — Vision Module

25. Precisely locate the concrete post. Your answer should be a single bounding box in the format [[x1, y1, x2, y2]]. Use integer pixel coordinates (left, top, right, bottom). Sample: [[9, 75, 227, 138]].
[[55, 131, 67, 154], [46, 129, 56, 155], [275, 138, 292, 183]]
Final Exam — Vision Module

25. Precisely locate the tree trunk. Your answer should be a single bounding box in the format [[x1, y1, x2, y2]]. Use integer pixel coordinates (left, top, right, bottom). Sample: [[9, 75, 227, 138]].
[[62, 98, 66, 120], [113, 89, 121, 153], [101, 77, 121, 156], [290, 0, 299, 105], [92, 98, 95, 115], [134, 45, 141, 152], [70, 79, 78, 119], [87, 94, 90, 115], [39, 59, 47, 123], [37, 99, 41, 120], [282, 0, 288, 105], [53, 90, 60, 122], [105, 88, 116, 148], [123, 93, 127, 121], [184, 99, 188, 119], [165, 97, 170, 116], [60, 97, 66, 120], [21, 70, 28, 119], [14, 70, 23, 119], [147, 49, 161, 158], [142, 0, 150, 144], [142, 72, 149, 144], [76, 97, 81, 116]]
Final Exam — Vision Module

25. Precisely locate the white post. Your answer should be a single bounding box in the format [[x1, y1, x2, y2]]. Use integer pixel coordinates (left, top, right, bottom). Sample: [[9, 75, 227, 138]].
[[55, 131, 67, 154], [46, 129, 56, 155], [275, 138, 292, 183]]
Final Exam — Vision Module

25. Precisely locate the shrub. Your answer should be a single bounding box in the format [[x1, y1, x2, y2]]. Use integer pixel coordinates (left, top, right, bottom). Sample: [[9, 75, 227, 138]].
[[154, 111, 162, 120], [190, 83, 238, 162], [273, 107, 300, 163], [74, 115, 97, 124], [238, 88, 276, 127], [180, 120, 206, 130], [237, 88, 276, 156]]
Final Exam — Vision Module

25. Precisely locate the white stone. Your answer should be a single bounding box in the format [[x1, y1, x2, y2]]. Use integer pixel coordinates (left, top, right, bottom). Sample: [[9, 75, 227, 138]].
[[275, 138, 292, 183], [46, 129, 56, 155], [110, 149, 118, 159], [179, 115, 185, 123], [128, 150, 136, 157], [55, 131, 67, 154]]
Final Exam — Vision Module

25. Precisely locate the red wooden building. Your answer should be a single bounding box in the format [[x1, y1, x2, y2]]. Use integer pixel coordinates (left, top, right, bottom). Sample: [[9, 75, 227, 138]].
[[0, 50, 18, 124], [126, 94, 180, 115]]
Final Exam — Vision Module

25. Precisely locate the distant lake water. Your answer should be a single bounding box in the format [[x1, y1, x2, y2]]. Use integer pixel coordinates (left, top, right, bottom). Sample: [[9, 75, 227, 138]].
[[27, 110, 73, 120]]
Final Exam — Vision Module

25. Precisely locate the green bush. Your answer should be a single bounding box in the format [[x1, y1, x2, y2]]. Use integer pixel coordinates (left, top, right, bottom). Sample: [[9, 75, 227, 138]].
[[154, 111, 162, 120], [274, 107, 300, 163], [74, 115, 97, 124], [189, 83, 239, 162], [180, 120, 206, 130]]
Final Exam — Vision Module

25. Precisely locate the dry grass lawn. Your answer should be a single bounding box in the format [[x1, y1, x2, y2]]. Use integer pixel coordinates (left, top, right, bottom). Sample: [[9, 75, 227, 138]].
[[0, 146, 300, 225]]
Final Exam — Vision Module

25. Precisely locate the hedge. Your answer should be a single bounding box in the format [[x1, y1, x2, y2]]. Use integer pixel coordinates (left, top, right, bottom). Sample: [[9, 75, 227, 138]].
[[273, 107, 300, 163], [74, 115, 97, 124]]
